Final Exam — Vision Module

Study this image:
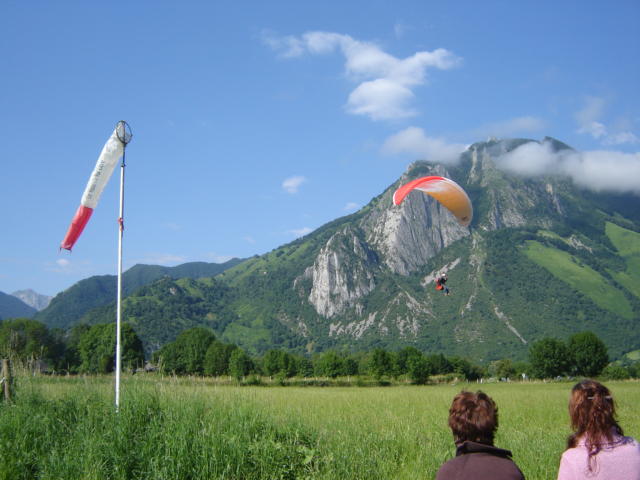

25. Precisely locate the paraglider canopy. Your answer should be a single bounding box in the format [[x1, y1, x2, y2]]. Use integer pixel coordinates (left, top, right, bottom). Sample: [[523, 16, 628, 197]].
[[392, 175, 473, 227]]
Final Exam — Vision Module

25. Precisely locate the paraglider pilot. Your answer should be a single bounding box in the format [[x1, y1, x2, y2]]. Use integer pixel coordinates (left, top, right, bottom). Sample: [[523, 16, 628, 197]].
[[436, 273, 450, 295]]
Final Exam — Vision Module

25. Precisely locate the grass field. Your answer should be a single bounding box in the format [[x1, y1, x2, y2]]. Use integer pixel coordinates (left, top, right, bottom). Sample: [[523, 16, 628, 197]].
[[606, 221, 640, 298], [1, 375, 639, 479], [523, 240, 634, 318]]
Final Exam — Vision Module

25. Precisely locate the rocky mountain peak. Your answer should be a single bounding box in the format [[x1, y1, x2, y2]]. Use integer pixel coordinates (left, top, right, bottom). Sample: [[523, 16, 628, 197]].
[[11, 289, 52, 311]]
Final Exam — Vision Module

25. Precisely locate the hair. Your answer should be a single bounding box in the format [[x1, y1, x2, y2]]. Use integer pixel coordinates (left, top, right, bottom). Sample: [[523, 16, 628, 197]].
[[448, 391, 498, 446], [567, 380, 623, 470]]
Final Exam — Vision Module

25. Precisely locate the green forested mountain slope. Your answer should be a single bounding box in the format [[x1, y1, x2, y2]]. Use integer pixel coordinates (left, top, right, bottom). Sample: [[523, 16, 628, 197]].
[[35, 259, 244, 329], [46, 138, 640, 361], [0, 291, 37, 320]]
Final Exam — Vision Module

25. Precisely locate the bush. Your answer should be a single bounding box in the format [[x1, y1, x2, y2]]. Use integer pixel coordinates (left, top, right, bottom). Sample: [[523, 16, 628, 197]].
[[601, 364, 630, 380]]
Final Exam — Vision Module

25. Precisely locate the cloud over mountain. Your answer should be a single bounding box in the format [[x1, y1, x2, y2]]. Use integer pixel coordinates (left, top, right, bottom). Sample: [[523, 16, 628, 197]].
[[497, 140, 640, 194], [381, 126, 466, 164]]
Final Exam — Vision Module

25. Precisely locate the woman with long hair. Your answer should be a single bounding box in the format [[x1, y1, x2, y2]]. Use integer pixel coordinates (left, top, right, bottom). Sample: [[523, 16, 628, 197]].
[[558, 379, 640, 479]]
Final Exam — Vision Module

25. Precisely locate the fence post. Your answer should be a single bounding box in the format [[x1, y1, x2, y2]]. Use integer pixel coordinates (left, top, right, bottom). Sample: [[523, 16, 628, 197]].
[[2, 358, 11, 402]]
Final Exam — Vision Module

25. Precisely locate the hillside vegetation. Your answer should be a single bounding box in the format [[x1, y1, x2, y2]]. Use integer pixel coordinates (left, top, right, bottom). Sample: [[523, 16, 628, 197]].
[[32, 138, 640, 361]]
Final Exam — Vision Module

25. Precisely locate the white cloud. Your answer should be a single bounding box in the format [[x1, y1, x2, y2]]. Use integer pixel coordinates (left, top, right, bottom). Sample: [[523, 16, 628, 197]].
[[575, 96, 638, 146], [580, 121, 608, 139], [265, 31, 461, 121], [497, 140, 640, 194], [347, 79, 416, 120], [381, 126, 466, 164], [45, 257, 93, 275], [288, 227, 313, 237], [262, 32, 304, 58], [344, 202, 360, 212], [603, 131, 639, 146], [473, 116, 546, 138], [495, 141, 560, 176], [282, 175, 307, 194], [244, 236, 256, 244]]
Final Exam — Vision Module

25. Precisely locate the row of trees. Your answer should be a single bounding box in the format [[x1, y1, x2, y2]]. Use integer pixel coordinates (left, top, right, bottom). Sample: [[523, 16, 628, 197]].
[[528, 331, 609, 378], [0, 318, 144, 374], [1, 318, 638, 381], [152, 328, 486, 383]]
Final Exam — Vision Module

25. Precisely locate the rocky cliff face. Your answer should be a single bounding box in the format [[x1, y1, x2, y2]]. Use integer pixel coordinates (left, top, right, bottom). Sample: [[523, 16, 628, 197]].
[[365, 164, 470, 275], [297, 139, 572, 321], [11, 289, 51, 311], [465, 141, 567, 231], [287, 137, 636, 356], [299, 225, 378, 318]]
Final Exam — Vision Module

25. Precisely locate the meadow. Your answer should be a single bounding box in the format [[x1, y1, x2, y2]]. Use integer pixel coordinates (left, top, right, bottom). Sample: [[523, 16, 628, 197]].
[[1, 375, 638, 479]]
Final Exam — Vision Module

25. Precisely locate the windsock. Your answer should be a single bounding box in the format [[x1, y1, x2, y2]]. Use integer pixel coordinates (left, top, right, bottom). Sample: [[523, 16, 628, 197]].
[[60, 128, 124, 250]]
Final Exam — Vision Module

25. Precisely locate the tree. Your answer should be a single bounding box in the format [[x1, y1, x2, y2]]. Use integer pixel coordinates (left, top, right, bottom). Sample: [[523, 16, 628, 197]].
[[59, 324, 91, 373], [294, 355, 314, 377], [177, 327, 217, 375], [314, 351, 343, 378], [78, 323, 144, 374], [0, 318, 61, 366], [204, 341, 237, 376], [369, 349, 394, 379], [449, 357, 484, 381], [424, 353, 452, 375], [529, 338, 571, 378], [262, 349, 298, 377], [262, 349, 283, 377], [489, 359, 516, 379], [407, 354, 430, 385], [601, 364, 629, 380], [228, 348, 254, 380], [155, 327, 216, 374], [567, 331, 608, 377], [512, 361, 531, 379], [395, 346, 423, 376], [342, 356, 359, 376]]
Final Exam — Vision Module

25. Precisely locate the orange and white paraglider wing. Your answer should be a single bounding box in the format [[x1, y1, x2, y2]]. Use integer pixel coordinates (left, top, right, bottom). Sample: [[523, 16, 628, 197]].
[[392, 175, 473, 227]]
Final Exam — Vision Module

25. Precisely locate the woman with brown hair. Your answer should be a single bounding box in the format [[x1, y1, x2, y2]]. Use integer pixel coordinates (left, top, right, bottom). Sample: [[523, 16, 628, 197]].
[[557, 379, 640, 479], [436, 391, 524, 480]]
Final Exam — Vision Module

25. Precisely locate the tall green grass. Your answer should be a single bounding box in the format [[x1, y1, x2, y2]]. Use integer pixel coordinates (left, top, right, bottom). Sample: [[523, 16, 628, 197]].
[[1, 376, 639, 479]]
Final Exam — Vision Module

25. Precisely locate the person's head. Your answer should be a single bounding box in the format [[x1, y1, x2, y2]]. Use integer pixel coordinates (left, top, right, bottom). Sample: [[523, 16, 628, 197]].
[[567, 379, 622, 450], [448, 391, 498, 446]]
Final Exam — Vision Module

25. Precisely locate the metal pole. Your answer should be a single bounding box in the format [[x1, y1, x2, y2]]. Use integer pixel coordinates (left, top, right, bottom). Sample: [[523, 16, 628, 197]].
[[115, 146, 126, 410]]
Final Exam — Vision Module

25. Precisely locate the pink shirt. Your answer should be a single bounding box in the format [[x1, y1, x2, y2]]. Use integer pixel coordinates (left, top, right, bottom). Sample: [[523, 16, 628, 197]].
[[557, 434, 640, 480]]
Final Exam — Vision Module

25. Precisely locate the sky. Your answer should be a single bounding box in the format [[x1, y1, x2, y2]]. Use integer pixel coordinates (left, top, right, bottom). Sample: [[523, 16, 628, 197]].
[[1, 0, 639, 297]]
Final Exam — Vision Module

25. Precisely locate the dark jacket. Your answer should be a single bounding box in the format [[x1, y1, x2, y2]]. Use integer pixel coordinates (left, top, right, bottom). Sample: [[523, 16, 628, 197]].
[[435, 441, 525, 480]]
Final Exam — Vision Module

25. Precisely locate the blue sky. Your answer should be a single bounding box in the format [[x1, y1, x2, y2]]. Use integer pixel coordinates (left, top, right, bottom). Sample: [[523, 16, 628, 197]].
[[1, 1, 638, 297]]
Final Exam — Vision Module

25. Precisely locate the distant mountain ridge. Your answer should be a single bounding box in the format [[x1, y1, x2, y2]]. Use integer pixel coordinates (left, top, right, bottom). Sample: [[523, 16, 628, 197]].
[[0, 291, 37, 320], [35, 259, 244, 329], [36, 137, 640, 361], [11, 289, 52, 311]]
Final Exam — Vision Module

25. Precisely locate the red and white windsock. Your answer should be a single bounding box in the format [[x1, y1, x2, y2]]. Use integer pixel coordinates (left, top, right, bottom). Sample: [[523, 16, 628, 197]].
[[60, 128, 124, 250]]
